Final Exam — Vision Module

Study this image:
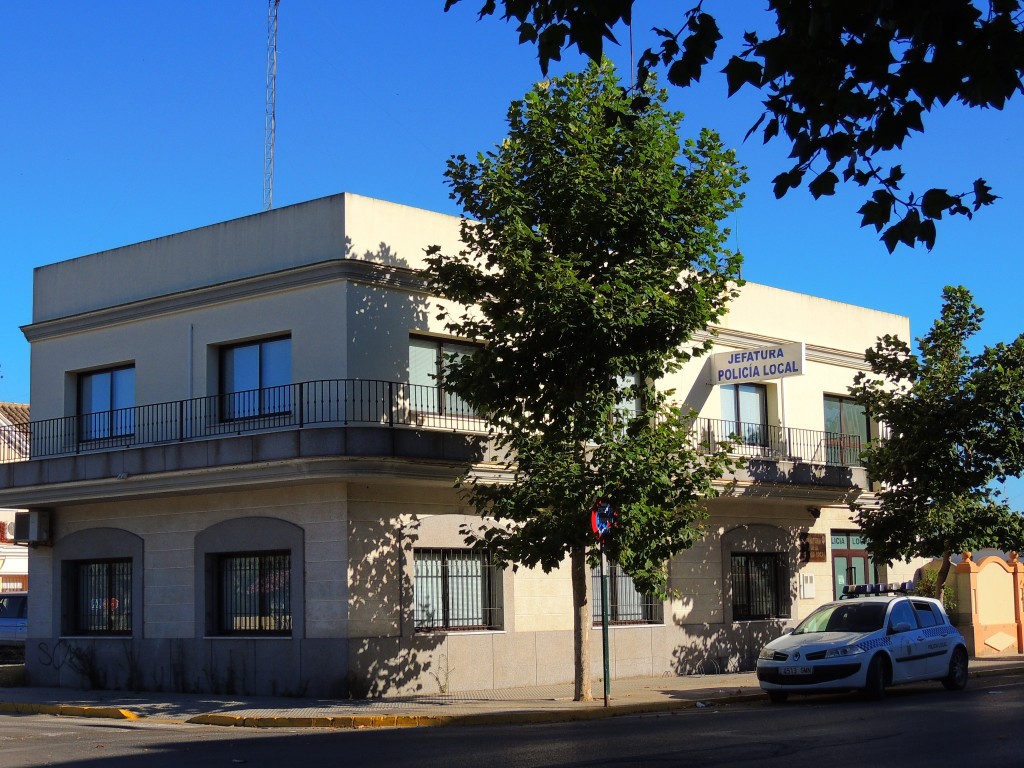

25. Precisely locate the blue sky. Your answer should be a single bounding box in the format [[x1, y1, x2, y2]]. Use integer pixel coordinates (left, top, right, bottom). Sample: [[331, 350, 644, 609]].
[[3, 2, 1022, 501]]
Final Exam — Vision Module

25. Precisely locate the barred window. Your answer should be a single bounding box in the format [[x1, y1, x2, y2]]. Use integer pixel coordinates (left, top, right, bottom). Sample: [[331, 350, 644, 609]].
[[414, 548, 500, 631], [731, 552, 790, 621], [216, 551, 291, 635], [591, 562, 663, 625], [69, 559, 133, 635]]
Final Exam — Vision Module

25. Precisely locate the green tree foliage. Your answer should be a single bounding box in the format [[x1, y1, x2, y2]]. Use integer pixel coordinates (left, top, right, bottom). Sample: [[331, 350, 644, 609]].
[[445, 0, 1021, 251], [425, 59, 746, 700], [849, 286, 1024, 595]]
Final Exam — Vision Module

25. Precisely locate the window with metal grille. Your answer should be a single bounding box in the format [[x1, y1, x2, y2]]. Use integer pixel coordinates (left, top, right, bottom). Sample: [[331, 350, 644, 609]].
[[591, 562, 663, 625], [731, 552, 790, 621], [216, 552, 291, 635], [69, 559, 133, 635], [413, 548, 500, 631]]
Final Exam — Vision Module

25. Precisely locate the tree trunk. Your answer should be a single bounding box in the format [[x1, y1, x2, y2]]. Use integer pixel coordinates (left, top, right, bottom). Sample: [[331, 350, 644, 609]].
[[571, 545, 593, 702], [934, 552, 953, 599]]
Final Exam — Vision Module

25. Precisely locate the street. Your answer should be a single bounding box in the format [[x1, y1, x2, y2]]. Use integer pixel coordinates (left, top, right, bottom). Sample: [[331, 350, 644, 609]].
[[0, 673, 1021, 768]]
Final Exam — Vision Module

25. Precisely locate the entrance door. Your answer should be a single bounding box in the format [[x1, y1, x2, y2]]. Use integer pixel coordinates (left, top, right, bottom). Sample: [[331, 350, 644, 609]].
[[831, 532, 875, 598]]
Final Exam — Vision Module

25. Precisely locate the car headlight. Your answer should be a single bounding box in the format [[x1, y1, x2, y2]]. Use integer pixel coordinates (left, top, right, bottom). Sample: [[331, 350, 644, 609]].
[[759, 647, 780, 661], [824, 645, 865, 659]]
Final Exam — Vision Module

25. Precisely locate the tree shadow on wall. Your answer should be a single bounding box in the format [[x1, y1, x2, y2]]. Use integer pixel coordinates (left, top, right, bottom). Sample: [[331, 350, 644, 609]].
[[668, 520, 815, 676], [344, 515, 448, 698]]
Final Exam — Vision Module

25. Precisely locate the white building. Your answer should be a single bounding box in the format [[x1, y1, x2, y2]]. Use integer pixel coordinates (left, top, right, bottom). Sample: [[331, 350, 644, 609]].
[[0, 193, 918, 696], [0, 401, 30, 592]]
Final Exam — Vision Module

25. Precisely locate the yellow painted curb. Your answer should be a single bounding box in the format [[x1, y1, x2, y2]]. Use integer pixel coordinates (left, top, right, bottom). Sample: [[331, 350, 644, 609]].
[[183, 693, 768, 729], [0, 701, 139, 720]]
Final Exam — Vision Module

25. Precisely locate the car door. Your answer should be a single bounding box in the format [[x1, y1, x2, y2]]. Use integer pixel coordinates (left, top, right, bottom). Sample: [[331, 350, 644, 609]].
[[887, 599, 931, 683], [0, 595, 27, 645], [911, 599, 954, 677]]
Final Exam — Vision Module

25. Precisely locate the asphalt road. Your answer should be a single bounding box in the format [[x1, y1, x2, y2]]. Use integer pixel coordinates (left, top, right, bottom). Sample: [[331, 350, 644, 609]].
[[1, 673, 1021, 768]]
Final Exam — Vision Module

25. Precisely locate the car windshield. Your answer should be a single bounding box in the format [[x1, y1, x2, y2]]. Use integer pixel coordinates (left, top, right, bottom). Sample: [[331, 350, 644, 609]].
[[792, 602, 887, 635]]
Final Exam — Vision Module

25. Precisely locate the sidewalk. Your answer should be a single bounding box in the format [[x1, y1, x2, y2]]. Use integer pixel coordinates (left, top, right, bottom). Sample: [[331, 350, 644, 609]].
[[1, 658, 1021, 730]]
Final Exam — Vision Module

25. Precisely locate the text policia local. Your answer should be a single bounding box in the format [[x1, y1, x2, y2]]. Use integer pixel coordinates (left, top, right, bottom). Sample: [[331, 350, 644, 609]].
[[716, 348, 801, 383]]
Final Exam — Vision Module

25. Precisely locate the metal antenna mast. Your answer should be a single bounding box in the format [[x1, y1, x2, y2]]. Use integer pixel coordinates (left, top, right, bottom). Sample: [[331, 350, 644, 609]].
[[264, 0, 280, 210]]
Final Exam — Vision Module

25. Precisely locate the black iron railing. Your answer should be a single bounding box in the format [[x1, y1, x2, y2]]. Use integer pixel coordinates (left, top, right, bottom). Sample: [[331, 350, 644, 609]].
[[0, 380, 867, 467]]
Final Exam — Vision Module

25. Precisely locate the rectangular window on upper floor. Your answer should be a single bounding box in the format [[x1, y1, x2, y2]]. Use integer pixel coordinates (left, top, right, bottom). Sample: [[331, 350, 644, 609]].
[[823, 394, 870, 465], [408, 336, 478, 416], [219, 336, 292, 419], [78, 365, 135, 441], [721, 382, 768, 448]]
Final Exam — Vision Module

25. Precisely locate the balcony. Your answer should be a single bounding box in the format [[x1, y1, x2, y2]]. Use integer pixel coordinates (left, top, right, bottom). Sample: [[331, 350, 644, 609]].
[[0, 380, 868, 506]]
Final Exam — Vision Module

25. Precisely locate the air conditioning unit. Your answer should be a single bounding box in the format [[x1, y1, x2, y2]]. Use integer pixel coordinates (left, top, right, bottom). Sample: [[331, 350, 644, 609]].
[[13, 509, 51, 545], [3, 520, 15, 541]]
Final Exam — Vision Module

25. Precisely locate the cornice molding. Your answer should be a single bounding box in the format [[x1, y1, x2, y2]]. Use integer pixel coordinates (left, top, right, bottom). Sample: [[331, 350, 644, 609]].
[[22, 259, 430, 342], [0, 454, 473, 508]]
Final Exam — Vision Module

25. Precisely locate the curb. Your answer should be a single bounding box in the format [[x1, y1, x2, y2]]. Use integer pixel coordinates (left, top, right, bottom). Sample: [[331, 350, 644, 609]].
[[1, 664, 1020, 729], [184, 693, 768, 729], [0, 701, 138, 720]]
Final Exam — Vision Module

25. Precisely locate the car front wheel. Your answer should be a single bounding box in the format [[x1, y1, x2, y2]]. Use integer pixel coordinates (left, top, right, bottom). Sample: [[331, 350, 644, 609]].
[[863, 655, 886, 700], [942, 647, 969, 691]]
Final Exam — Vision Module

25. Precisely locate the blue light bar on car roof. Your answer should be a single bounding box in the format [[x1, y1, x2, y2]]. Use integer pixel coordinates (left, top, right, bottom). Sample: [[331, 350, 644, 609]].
[[841, 581, 915, 597]]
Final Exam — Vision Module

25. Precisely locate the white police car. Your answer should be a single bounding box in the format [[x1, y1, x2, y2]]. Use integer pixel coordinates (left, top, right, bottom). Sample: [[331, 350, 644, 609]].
[[756, 583, 968, 703]]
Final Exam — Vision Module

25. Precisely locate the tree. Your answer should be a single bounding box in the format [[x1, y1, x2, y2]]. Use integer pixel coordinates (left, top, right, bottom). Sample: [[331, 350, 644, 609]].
[[444, 0, 1022, 251], [425, 59, 746, 701], [849, 285, 1024, 596]]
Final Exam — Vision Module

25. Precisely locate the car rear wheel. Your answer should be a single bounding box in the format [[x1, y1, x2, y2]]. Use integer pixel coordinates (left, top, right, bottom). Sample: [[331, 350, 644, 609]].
[[942, 647, 969, 691], [864, 655, 886, 700], [768, 691, 788, 704]]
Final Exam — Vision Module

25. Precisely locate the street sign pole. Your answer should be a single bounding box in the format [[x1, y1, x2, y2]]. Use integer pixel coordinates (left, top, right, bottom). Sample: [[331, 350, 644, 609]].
[[600, 538, 611, 707]]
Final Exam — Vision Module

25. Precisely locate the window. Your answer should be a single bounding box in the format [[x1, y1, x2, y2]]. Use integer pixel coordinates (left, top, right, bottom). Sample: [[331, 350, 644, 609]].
[[591, 562, 663, 624], [888, 600, 916, 631], [731, 552, 790, 620], [68, 559, 132, 635], [220, 337, 291, 419], [413, 548, 500, 631], [78, 366, 135, 440], [408, 337, 477, 415], [721, 383, 768, 448], [912, 600, 940, 628], [824, 394, 870, 465], [831, 531, 876, 598], [214, 551, 291, 635]]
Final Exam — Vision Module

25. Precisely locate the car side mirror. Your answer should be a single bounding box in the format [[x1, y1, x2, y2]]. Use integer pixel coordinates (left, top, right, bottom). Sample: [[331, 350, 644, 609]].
[[891, 621, 913, 634]]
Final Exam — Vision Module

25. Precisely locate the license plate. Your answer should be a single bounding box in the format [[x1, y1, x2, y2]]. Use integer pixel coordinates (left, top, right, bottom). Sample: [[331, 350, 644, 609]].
[[780, 666, 812, 675]]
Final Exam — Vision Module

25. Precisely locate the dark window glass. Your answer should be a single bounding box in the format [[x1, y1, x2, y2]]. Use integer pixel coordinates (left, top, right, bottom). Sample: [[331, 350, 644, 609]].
[[220, 337, 291, 418], [731, 552, 790, 620], [216, 551, 291, 635], [591, 561, 663, 625], [414, 548, 500, 631], [69, 559, 132, 635], [889, 600, 917, 632], [78, 366, 135, 440], [912, 600, 940, 628]]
